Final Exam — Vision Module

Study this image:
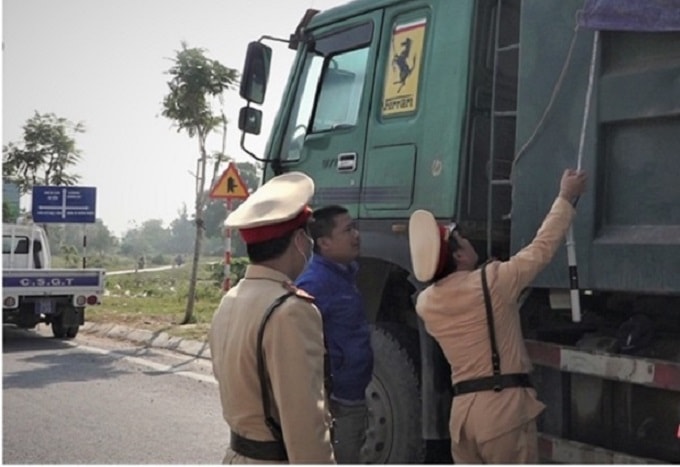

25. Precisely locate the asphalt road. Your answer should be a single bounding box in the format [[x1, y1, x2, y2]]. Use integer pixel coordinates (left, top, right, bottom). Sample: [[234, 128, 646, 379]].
[[2, 325, 230, 464]]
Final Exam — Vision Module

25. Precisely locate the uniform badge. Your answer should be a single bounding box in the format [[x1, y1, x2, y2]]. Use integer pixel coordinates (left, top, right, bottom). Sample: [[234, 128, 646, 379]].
[[283, 281, 315, 301]]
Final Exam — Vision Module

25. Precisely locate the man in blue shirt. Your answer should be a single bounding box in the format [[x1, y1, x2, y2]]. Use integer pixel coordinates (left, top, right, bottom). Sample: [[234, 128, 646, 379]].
[[296, 205, 374, 464]]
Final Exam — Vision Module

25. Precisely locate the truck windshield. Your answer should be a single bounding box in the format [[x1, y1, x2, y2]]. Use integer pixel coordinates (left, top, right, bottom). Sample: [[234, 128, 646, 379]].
[[281, 22, 372, 161]]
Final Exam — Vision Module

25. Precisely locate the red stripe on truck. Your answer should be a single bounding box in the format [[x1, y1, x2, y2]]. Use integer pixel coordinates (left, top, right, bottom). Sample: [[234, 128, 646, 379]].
[[653, 361, 680, 391], [526, 339, 680, 391]]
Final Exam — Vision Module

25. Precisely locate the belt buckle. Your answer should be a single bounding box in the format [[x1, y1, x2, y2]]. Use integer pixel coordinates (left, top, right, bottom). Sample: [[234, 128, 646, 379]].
[[493, 377, 503, 392]]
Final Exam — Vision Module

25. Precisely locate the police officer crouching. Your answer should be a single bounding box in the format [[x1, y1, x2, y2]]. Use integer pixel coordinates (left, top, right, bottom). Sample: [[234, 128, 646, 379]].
[[209, 172, 335, 464]]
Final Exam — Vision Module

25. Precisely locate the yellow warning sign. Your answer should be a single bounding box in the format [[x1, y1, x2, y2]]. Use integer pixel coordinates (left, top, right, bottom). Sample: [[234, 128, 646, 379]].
[[382, 18, 427, 116], [209, 163, 250, 200]]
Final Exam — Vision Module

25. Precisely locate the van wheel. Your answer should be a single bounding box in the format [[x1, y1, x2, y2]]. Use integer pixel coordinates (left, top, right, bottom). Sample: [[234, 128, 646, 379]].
[[362, 325, 424, 463], [66, 325, 79, 338]]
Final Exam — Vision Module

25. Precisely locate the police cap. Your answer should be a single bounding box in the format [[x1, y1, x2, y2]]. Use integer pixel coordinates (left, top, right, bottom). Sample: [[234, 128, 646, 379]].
[[408, 209, 449, 282], [225, 172, 314, 244]]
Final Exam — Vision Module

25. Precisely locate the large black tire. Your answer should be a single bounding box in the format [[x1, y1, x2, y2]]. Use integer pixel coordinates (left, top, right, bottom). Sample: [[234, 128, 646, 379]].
[[52, 306, 82, 339], [362, 325, 424, 463], [51, 315, 67, 338]]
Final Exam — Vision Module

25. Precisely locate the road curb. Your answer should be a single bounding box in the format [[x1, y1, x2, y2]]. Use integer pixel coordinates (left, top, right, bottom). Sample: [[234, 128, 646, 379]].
[[81, 322, 212, 360]]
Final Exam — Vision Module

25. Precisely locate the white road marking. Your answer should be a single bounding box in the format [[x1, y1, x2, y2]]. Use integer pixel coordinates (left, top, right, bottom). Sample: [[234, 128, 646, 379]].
[[74, 343, 217, 384]]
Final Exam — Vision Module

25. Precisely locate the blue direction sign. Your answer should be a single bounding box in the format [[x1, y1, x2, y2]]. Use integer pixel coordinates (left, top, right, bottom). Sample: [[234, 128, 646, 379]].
[[32, 186, 97, 223]]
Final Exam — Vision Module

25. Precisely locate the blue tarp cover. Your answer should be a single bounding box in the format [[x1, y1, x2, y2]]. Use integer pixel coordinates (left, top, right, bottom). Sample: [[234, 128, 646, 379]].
[[579, 0, 680, 31]]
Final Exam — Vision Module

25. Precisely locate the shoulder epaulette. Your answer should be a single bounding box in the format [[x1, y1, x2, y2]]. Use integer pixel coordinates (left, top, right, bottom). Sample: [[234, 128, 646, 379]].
[[283, 281, 315, 301]]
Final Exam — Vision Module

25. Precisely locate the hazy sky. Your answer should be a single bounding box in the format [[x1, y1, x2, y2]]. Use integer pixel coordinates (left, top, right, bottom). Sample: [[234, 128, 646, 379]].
[[3, 0, 346, 237]]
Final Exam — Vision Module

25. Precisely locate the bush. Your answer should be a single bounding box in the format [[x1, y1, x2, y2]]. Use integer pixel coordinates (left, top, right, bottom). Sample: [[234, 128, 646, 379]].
[[88, 255, 106, 268], [231, 257, 249, 284], [150, 253, 167, 266], [208, 256, 249, 286], [59, 245, 81, 267]]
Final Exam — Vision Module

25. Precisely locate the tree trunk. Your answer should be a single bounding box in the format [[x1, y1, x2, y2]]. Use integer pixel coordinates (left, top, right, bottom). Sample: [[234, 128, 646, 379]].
[[182, 218, 203, 324], [183, 132, 210, 325]]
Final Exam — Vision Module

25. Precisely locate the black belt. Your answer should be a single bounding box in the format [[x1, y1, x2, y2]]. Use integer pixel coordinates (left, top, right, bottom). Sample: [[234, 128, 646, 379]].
[[230, 432, 288, 461], [452, 372, 533, 397]]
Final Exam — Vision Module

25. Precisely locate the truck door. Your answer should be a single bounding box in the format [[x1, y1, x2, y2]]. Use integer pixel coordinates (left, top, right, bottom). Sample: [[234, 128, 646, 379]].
[[360, 1, 475, 219], [275, 12, 383, 217]]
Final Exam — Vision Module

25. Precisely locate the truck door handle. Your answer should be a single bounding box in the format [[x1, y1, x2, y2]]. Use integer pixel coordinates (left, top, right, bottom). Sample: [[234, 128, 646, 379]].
[[337, 152, 357, 172]]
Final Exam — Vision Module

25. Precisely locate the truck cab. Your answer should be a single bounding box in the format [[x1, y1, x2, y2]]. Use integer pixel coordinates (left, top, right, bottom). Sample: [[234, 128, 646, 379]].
[[3, 223, 52, 270]]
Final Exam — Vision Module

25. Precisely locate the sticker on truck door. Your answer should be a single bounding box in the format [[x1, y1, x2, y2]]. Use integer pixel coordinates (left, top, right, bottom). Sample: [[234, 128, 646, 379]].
[[382, 17, 427, 116]]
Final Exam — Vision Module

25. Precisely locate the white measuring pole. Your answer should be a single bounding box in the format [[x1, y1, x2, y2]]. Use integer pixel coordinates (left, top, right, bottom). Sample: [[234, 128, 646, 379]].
[[567, 29, 599, 323]]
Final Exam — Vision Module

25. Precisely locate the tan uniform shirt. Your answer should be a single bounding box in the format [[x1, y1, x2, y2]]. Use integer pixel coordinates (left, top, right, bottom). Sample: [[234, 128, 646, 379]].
[[416, 197, 575, 443], [209, 265, 334, 464]]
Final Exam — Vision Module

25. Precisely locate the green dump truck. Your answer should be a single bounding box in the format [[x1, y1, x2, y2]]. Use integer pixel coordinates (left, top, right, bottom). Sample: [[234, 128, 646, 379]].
[[237, 0, 680, 462]]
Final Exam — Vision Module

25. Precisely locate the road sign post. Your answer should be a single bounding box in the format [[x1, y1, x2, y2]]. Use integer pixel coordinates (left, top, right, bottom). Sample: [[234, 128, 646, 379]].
[[224, 199, 233, 291], [209, 163, 250, 291]]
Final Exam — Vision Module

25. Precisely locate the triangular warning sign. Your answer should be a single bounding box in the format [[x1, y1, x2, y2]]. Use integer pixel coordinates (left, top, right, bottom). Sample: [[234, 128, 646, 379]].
[[209, 163, 250, 200]]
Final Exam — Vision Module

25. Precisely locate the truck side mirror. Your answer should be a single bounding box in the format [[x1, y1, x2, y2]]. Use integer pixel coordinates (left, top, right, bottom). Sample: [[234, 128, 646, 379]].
[[239, 106, 262, 135], [240, 42, 272, 105]]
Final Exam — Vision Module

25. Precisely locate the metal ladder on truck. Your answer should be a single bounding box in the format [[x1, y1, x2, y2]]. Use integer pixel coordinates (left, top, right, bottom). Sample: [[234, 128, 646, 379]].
[[486, 0, 520, 259]]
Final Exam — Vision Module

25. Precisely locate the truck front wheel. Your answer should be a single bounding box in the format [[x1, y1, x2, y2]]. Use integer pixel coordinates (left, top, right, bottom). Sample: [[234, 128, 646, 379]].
[[362, 325, 424, 463]]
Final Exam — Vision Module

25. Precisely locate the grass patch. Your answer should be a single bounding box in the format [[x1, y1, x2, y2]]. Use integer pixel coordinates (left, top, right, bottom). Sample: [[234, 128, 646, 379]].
[[89, 260, 228, 342]]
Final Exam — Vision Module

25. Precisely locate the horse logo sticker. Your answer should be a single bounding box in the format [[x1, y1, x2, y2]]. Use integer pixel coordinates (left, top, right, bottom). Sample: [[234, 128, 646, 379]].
[[382, 18, 427, 116]]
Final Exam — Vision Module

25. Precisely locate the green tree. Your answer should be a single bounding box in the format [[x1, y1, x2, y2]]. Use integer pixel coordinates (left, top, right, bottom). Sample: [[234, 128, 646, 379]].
[[235, 160, 261, 194], [59, 244, 80, 268], [119, 219, 172, 257], [86, 221, 119, 254], [140, 219, 172, 254], [48, 220, 118, 256], [169, 204, 195, 254], [161, 41, 239, 324], [119, 226, 149, 257], [3, 112, 84, 195], [2, 202, 20, 223], [203, 199, 228, 239], [2, 181, 22, 223]]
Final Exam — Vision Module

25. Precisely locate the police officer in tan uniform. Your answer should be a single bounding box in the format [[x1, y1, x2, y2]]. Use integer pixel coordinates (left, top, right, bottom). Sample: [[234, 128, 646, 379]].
[[209, 172, 335, 464], [408, 169, 587, 463]]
